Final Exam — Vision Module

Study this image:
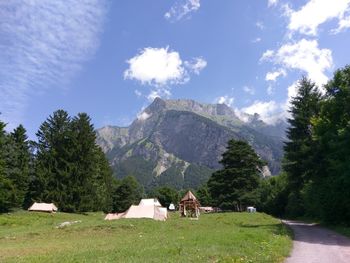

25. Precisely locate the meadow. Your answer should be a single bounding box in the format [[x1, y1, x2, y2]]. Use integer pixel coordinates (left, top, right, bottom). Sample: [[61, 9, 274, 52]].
[[0, 211, 292, 262]]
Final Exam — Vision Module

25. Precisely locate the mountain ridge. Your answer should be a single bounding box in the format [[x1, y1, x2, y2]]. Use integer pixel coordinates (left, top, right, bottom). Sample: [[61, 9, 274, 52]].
[[96, 98, 287, 190]]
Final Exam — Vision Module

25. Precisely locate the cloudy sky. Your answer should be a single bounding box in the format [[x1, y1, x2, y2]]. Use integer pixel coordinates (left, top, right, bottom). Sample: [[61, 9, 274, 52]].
[[1, 0, 350, 138]]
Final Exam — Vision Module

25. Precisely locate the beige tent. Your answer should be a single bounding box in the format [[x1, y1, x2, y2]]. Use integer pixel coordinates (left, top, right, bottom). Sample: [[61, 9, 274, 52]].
[[105, 198, 167, 221], [124, 205, 167, 221], [28, 202, 58, 213]]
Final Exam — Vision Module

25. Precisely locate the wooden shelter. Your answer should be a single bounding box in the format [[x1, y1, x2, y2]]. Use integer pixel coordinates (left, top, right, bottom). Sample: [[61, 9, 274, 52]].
[[179, 191, 200, 218]]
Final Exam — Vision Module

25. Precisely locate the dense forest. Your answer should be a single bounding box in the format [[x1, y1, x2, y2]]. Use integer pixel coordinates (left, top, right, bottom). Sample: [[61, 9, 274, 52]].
[[0, 110, 144, 213], [257, 65, 350, 225]]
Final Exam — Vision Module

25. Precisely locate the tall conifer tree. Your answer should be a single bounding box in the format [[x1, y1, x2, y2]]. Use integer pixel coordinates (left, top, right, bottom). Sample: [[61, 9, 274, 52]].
[[7, 125, 31, 207], [208, 139, 264, 211], [283, 77, 321, 217]]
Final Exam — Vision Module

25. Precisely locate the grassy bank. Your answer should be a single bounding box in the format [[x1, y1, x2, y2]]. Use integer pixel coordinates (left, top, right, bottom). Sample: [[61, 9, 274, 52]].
[[293, 216, 350, 239], [326, 225, 350, 238], [0, 211, 292, 262]]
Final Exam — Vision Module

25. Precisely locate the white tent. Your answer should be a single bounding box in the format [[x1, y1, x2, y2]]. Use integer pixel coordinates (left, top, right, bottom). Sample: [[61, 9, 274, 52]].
[[123, 204, 167, 221], [28, 202, 58, 213], [247, 206, 256, 213], [169, 203, 175, 210], [139, 198, 162, 207]]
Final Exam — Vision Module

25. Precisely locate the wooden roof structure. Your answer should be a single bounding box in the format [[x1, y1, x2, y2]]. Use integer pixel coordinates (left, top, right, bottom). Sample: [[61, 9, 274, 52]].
[[179, 191, 200, 218]]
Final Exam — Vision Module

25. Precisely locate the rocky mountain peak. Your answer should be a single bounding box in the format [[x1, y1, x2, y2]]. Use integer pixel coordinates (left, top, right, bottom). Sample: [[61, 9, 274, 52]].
[[96, 98, 286, 190]]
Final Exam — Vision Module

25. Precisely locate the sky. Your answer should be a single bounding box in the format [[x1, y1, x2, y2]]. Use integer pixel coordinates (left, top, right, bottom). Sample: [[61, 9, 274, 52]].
[[1, 0, 350, 139]]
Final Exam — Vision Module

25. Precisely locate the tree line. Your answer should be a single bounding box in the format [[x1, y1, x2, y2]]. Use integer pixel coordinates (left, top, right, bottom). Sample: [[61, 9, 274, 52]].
[[250, 65, 350, 225], [281, 65, 350, 224], [0, 110, 147, 213]]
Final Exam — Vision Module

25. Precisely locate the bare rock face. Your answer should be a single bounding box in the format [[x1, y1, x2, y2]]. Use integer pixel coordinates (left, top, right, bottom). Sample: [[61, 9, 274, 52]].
[[96, 98, 286, 190]]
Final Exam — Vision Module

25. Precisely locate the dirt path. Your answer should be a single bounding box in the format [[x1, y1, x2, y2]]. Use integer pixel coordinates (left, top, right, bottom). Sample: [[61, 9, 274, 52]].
[[283, 220, 350, 263]]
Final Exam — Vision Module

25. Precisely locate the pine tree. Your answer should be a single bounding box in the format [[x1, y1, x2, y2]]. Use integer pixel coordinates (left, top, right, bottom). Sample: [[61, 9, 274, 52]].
[[70, 113, 98, 211], [93, 147, 114, 212], [0, 119, 6, 180], [35, 110, 75, 211], [196, 185, 212, 206], [32, 110, 115, 212], [283, 77, 321, 217], [207, 139, 264, 211], [7, 125, 31, 208], [0, 120, 15, 212]]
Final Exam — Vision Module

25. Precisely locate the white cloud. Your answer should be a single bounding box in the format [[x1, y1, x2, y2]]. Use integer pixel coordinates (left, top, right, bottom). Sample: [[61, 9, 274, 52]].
[[243, 86, 255, 95], [284, 81, 299, 111], [331, 13, 350, 33], [239, 101, 282, 124], [147, 88, 171, 102], [256, 21, 264, 30], [134, 89, 142, 97], [261, 39, 333, 86], [288, 0, 350, 35], [165, 0, 200, 22], [267, 85, 274, 95], [0, 0, 106, 127], [260, 49, 274, 61], [185, 57, 207, 74], [124, 47, 187, 87], [237, 82, 302, 123], [265, 69, 287, 82], [214, 96, 234, 107], [268, 0, 279, 7], [125, 47, 206, 100], [137, 111, 151, 121], [252, 37, 262, 43]]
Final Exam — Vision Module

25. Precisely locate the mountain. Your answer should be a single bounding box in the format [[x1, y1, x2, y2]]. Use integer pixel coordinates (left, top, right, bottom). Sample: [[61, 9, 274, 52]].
[[96, 98, 287, 191]]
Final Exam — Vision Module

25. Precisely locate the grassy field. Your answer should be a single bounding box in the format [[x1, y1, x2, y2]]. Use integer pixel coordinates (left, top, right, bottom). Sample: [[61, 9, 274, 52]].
[[0, 211, 292, 263]]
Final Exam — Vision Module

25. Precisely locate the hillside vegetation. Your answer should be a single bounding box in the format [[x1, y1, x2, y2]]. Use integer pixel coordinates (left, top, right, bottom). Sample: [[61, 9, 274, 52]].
[[0, 211, 292, 263]]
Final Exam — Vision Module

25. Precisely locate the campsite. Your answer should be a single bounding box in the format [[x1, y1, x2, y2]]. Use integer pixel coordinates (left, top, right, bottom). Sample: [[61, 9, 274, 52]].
[[2, 1, 350, 262], [0, 211, 291, 262]]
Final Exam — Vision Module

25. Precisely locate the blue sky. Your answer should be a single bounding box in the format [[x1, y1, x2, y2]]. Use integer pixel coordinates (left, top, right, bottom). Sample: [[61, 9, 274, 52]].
[[1, 0, 350, 139]]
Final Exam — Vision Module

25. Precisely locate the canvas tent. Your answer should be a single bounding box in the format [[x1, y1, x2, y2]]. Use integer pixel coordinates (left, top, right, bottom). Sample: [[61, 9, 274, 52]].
[[247, 206, 256, 213], [199, 206, 214, 213], [123, 205, 167, 221], [169, 203, 175, 211], [28, 202, 58, 213], [139, 198, 162, 207], [104, 198, 167, 221]]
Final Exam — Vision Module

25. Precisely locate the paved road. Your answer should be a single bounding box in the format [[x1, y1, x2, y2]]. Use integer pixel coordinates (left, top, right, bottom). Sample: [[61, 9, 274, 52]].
[[283, 220, 350, 263]]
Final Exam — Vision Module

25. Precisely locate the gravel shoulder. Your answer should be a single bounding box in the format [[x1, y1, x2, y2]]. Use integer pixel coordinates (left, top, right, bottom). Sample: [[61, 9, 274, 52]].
[[283, 220, 350, 263]]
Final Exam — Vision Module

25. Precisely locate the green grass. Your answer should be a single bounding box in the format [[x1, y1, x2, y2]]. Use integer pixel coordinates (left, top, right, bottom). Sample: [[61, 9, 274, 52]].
[[0, 211, 292, 263]]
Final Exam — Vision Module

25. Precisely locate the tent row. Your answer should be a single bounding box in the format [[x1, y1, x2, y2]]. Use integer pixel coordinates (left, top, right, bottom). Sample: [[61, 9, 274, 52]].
[[27, 191, 214, 221]]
